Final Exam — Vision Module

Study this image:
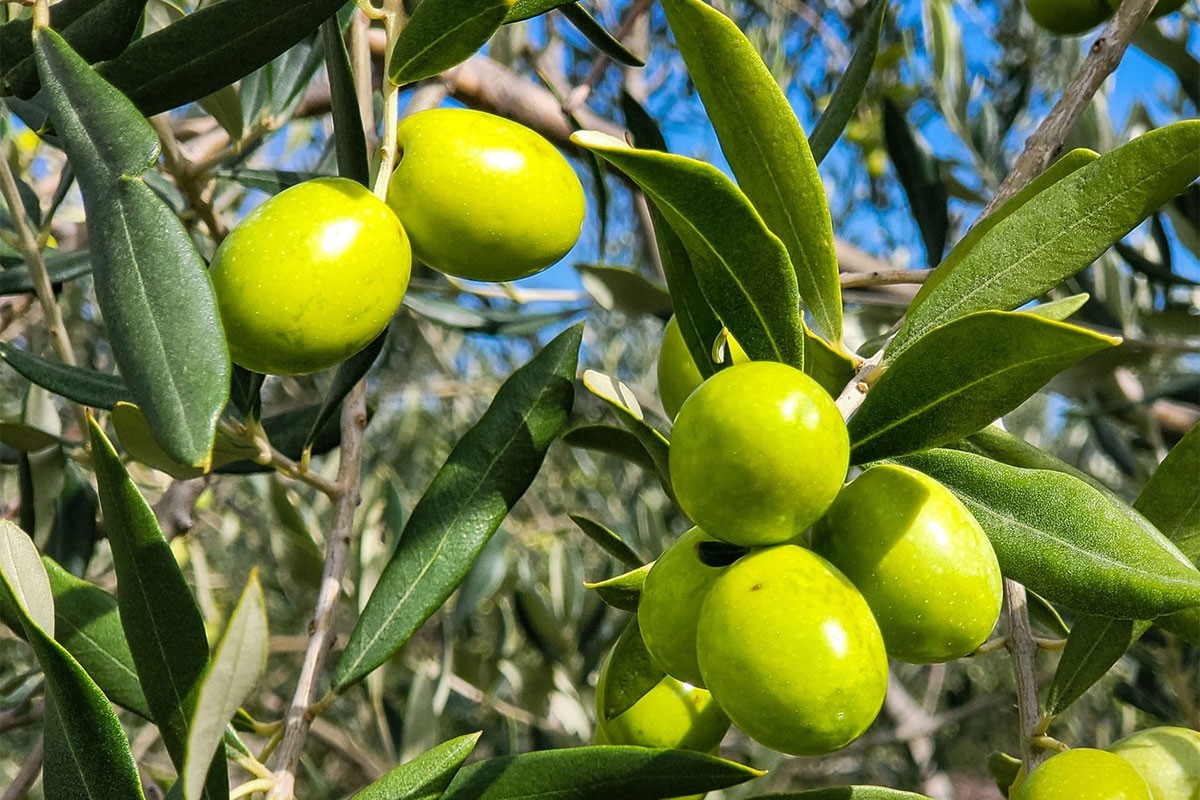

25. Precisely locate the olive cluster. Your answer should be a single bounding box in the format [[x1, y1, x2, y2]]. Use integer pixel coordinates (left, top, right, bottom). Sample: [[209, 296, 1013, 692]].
[[207, 109, 585, 376], [600, 320, 1006, 757]]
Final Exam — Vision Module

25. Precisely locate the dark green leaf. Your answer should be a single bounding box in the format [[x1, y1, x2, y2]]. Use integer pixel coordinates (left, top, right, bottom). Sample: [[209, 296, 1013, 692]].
[[577, 264, 673, 318], [332, 325, 581, 691], [619, 90, 667, 152], [351, 732, 481, 800], [583, 563, 650, 611], [907, 149, 1098, 322], [882, 98, 947, 266], [96, 0, 347, 117], [505, 0, 573, 22], [849, 311, 1118, 463], [645, 204, 723, 381], [1135, 422, 1199, 561], [601, 617, 664, 721], [809, 0, 888, 164], [890, 122, 1200, 358], [36, 29, 229, 467], [1046, 615, 1148, 716], [323, 17, 370, 186], [0, 248, 92, 295], [44, 464, 99, 578], [897, 448, 1200, 618], [575, 131, 804, 368], [89, 419, 226, 798], [184, 573, 267, 800], [216, 169, 321, 194], [582, 370, 672, 497], [306, 331, 386, 451], [442, 746, 763, 800], [0, 0, 145, 98], [570, 513, 644, 568], [805, 324, 858, 398], [0, 521, 145, 800], [661, 0, 840, 340], [389, 0, 511, 86], [558, 3, 644, 68], [563, 423, 659, 475], [0, 343, 132, 409], [229, 366, 265, 421], [42, 556, 149, 717]]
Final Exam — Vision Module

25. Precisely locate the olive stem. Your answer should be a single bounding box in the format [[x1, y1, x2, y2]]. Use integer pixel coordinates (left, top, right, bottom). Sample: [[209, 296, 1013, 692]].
[[265, 384, 368, 800], [372, 0, 406, 200], [1005, 579, 1048, 774], [839, 267, 933, 290], [149, 115, 227, 241], [0, 137, 89, 435]]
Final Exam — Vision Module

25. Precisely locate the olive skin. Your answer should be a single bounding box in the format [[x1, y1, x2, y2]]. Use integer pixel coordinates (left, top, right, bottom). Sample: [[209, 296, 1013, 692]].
[[669, 361, 849, 547], [386, 108, 586, 282], [812, 464, 1003, 663], [209, 177, 411, 375], [1026, 0, 1112, 35], [637, 527, 730, 687], [695, 544, 888, 756], [1110, 726, 1200, 800], [1012, 748, 1152, 800]]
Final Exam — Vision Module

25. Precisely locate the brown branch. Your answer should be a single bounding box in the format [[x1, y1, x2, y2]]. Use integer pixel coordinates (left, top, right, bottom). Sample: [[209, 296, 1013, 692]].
[[981, 0, 1160, 217], [1005, 580, 1050, 773]]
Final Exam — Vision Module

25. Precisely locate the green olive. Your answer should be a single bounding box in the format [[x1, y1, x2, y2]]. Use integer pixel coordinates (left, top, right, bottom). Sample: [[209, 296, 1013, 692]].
[[595, 648, 729, 752], [209, 177, 411, 375], [638, 527, 731, 687], [812, 464, 1003, 663], [695, 544, 888, 756], [1026, 0, 1112, 35], [669, 362, 849, 547], [386, 108, 586, 282], [1110, 726, 1200, 800], [1013, 748, 1152, 800]]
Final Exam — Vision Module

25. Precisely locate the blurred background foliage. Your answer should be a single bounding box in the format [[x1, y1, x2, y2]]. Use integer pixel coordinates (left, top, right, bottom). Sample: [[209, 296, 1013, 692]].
[[1, 0, 1197, 797]]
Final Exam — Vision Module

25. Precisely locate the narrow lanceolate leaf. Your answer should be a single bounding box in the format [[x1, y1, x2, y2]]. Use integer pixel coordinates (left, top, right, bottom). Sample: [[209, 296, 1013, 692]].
[[882, 98, 948, 266], [562, 425, 659, 475], [848, 311, 1119, 463], [661, 0, 841, 340], [583, 563, 651, 612], [44, 557, 149, 717], [323, 17, 370, 187], [804, 323, 859, 399], [1024, 293, 1090, 321], [646, 204, 723, 381], [96, 0, 348, 117], [889, 122, 1200, 358], [0, 0, 144, 98], [1137, 423, 1200, 643], [0, 522, 145, 800], [0, 249, 93, 295], [582, 370, 672, 496], [0, 343, 131, 409], [183, 572, 267, 800], [898, 448, 1200, 618], [442, 747, 764, 800], [1135, 423, 1200, 561], [558, 3, 645, 68], [907, 149, 1099, 317], [575, 131, 804, 368], [389, 0, 512, 87], [89, 420, 226, 799], [601, 618, 664, 721], [809, 0, 887, 164], [332, 325, 581, 691], [504, 0, 573, 22], [570, 513, 644, 568], [350, 732, 480, 800], [1046, 615, 1148, 717], [35, 30, 229, 467]]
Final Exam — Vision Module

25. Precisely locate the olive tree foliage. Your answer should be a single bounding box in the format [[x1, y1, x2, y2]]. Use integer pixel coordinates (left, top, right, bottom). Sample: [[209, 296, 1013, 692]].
[[0, 0, 1197, 797]]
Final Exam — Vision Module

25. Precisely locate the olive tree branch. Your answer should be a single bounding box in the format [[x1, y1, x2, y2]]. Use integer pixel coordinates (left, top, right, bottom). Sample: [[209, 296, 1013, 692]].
[[266, 4, 403, 793], [835, 0, 1159, 423]]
